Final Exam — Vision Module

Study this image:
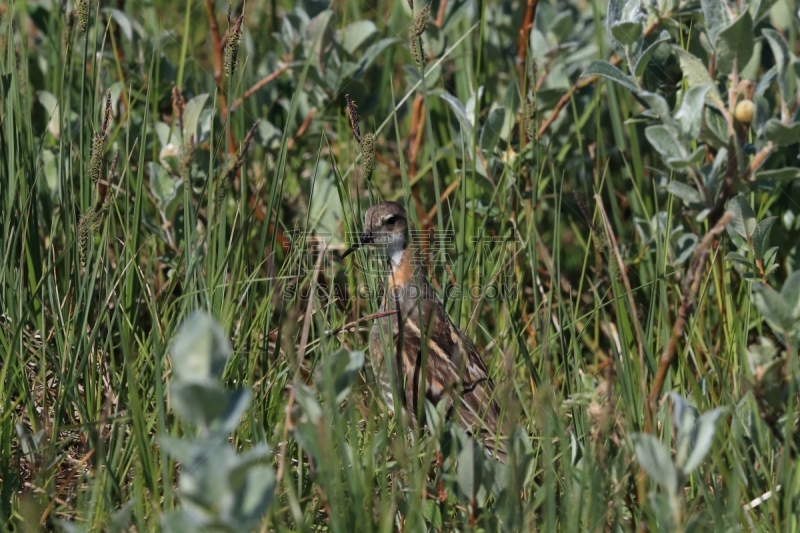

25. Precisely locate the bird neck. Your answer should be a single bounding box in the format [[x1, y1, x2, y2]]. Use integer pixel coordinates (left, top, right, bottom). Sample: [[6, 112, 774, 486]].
[[385, 235, 415, 290]]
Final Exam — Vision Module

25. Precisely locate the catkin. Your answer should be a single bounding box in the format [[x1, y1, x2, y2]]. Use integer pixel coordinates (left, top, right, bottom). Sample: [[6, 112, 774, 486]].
[[225, 12, 243, 76], [361, 133, 375, 182], [410, 5, 430, 66]]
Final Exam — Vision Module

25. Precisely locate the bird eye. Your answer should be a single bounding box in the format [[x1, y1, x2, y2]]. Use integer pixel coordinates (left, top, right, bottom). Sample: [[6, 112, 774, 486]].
[[384, 215, 398, 225]]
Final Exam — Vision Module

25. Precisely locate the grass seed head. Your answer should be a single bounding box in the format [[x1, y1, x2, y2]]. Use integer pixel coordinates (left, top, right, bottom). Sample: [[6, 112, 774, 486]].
[[524, 96, 537, 142], [345, 94, 361, 144], [89, 133, 104, 184], [78, 208, 95, 267], [410, 4, 430, 65], [225, 9, 244, 77], [89, 92, 113, 185], [172, 86, 186, 137], [76, 0, 89, 32], [361, 133, 375, 181]]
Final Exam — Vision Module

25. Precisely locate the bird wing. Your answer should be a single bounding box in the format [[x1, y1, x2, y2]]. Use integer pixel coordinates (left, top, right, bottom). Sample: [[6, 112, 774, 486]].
[[398, 292, 505, 459]]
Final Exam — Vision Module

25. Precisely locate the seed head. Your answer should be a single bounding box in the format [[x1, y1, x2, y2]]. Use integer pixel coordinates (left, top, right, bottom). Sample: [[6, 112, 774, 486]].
[[345, 94, 361, 144], [410, 4, 430, 65], [524, 96, 537, 143], [76, 0, 89, 33], [78, 208, 95, 267], [172, 86, 186, 137], [361, 133, 375, 181], [89, 92, 113, 185], [225, 8, 244, 76]]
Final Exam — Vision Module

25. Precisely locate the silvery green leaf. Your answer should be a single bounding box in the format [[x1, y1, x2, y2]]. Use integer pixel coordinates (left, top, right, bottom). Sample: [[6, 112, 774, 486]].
[[480, 107, 506, 153], [667, 181, 703, 206], [764, 120, 800, 145], [750, 0, 780, 23], [197, 108, 214, 144], [638, 91, 672, 122], [752, 217, 777, 261], [230, 464, 275, 525], [779, 271, 800, 318], [611, 21, 643, 46], [440, 93, 473, 136], [703, 107, 728, 147], [465, 86, 484, 126], [755, 66, 778, 97], [108, 500, 135, 533], [674, 233, 698, 264], [726, 195, 757, 239], [258, 120, 282, 150], [725, 251, 751, 267], [634, 31, 672, 77], [319, 348, 365, 404], [676, 83, 712, 140], [158, 436, 207, 464], [457, 438, 483, 501], [424, 398, 445, 435], [707, 146, 728, 185], [681, 407, 725, 473], [160, 510, 199, 533], [631, 433, 679, 496], [183, 93, 209, 143], [675, 48, 714, 90], [670, 393, 698, 470], [763, 29, 791, 103], [154, 122, 173, 148], [293, 382, 322, 423], [404, 63, 442, 90], [170, 311, 232, 384], [305, 9, 333, 46], [755, 168, 800, 181], [351, 37, 399, 76], [340, 20, 377, 54], [103, 8, 144, 41], [714, 13, 754, 75], [179, 445, 238, 521], [41, 149, 59, 198], [645, 124, 688, 165], [570, 430, 582, 465], [668, 146, 706, 170], [701, 0, 730, 44], [753, 283, 796, 333], [36, 90, 60, 137], [605, 0, 628, 53], [227, 445, 274, 516], [15, 423, 44, 456], [170, 382, 251, 433], [583, 60, 640, 93], [754, 95, 771, 136]]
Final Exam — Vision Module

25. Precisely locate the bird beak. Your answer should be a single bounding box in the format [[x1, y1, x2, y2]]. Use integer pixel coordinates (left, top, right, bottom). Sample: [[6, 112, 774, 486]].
[[340, 231, 373, 260]]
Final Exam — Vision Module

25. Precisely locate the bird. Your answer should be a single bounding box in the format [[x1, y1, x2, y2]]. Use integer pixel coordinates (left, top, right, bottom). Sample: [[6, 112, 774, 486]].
[[341, 201, 505, 461]]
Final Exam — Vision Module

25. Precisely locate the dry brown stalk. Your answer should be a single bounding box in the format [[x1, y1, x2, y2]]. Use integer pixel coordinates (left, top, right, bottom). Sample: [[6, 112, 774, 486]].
[[230, 64, 289, 112], [516, 0, 540, 81], [647, 211, 734, 418]]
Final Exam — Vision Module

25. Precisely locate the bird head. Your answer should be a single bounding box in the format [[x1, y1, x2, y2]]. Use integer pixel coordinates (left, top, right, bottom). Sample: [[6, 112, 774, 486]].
[[340, 201, 408, 260]]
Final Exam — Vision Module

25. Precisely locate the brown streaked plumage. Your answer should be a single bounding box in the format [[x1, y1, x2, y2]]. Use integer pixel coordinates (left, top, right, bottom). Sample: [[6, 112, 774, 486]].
[[342, 201, 505, 461]]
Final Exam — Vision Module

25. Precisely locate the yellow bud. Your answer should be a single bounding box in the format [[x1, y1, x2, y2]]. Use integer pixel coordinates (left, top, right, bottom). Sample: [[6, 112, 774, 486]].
[[734, 99, 755, 124]]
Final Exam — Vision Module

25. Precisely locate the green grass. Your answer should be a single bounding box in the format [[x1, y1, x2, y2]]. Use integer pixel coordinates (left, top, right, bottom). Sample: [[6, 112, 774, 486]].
[[1, 0, 800, 530]]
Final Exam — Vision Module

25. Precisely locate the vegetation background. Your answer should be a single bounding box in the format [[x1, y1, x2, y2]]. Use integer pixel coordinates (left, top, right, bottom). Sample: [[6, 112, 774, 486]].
[[2, 0, 800, 530]]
